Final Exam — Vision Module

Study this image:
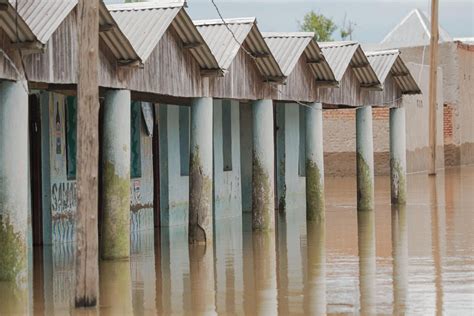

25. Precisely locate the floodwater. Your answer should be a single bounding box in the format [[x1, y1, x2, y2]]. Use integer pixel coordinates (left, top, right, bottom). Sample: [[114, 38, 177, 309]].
[[1, 166, 473, 315]]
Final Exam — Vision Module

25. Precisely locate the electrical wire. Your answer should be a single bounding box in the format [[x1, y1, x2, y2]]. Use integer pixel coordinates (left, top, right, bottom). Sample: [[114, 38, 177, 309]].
[[208, 0, 405, 111]]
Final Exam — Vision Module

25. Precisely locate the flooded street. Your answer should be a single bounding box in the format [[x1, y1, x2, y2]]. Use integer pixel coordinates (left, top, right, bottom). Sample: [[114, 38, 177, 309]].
[[1, 166, 473, 315]]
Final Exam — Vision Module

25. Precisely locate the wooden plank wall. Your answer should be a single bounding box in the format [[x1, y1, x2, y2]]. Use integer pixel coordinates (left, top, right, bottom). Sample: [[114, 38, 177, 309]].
[[0, 7, 399, 108]]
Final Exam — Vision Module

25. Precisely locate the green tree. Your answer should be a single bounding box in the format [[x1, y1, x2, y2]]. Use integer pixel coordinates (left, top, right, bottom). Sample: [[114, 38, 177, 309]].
[[299, 11, 337, 41]]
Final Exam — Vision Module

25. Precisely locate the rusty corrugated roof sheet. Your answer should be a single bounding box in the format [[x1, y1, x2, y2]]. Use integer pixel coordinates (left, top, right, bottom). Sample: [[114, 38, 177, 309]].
[[108, 1, 220, 73], [262, 32, 337, 86], [319, 41, 381, 89], [366, 50, 421, 94], [194, 18, 285, 82]]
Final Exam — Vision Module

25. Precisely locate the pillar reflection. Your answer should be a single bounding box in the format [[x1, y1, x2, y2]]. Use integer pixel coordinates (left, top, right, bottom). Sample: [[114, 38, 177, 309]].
[[276, 214, 289, 315], [189, 244, 216, 315], [391, 205, 408, 314], [214, 218, 244, 314], [304, 219, 327, 315], [358, 210, 376, 315], [0, 281, 29, 315], [252, 231, 277, 316], [99, 259, 133, 315], [430, 176, 445, 316]]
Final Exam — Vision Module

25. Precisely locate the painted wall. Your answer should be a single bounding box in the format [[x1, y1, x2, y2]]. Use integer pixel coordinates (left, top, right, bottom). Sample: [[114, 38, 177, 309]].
[[275, 103, 306, 213], [159, 99, 242, 226], [47, 93, 76, 244], [130, 102, 154, 232], [159, 104, 190, 227], [41, 93, 154, 244], [240, 103, 253, 214], [213, 99, 242, 220]]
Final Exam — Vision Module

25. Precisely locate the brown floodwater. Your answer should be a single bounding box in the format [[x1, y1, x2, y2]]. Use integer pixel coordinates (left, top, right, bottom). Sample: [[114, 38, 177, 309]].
[[1, 166, 473, 315]]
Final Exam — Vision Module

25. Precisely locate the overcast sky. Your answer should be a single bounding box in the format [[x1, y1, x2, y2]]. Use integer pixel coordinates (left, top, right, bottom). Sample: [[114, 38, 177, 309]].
[[106, 0, 474, 43]]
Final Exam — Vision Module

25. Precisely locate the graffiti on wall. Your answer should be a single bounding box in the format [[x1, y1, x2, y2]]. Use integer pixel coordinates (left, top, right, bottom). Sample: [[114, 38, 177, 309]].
[[51, 181, 77, 242], [130, 179, 153, 232]]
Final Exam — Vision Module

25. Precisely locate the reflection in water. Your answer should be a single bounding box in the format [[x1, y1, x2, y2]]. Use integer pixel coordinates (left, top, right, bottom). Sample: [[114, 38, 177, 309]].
[[252, 231, 278, 316], [304, 220, 326, 315], [214, 218, 244, 314], [430, 176, 445, 316], [391, 205, 408, 314], [358, 210, 376, 315], [276, 214, 289, 315], [189, 244, 216, 315], [99, 260, 133, 314], [0, 281, 29, 314], [3, 166, 473, 314]]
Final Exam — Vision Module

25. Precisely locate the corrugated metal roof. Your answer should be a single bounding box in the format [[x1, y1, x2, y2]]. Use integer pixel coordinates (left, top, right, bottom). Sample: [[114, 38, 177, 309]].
[[319, 41, 381, 89], [108, 1, 220, 73], [262, 32, 336, 86], [99, 0, 142, 65], [9, 0, 77, 44], [380, 9, 452, 49], [366, 50, 421, 94], [194, 18, 285, 82]]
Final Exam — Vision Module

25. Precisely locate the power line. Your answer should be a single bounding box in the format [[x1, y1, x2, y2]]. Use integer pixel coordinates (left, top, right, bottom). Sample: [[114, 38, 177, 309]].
[[208, 0, 404, 110]]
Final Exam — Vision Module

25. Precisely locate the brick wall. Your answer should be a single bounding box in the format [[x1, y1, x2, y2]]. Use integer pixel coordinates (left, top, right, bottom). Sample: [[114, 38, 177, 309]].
[[323, 108, 389, 120], [444, 104, 454, 145]]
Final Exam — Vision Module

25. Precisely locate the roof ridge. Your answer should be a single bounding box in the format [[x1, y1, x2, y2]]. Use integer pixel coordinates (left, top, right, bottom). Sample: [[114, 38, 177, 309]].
[[262, 32, 314, 38], [107, 1, 185, 11], [366, 49, 400, 56], [194, 17, 256, 26]]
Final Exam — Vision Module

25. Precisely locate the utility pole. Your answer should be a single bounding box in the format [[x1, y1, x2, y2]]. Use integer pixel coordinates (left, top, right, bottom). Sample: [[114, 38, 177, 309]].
[[75, 0, 100, 308], [428, 0, 439, 175]]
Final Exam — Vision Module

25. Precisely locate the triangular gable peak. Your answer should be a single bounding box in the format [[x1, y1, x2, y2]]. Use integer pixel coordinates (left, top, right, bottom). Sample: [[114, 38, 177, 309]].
[[194, 17, 285, 83], [366, 50, 421, 95], [108, 1, 220, 75], [11, 0, 77, 45], [320, 41, 381, 90], [262, 32, 337, 87], [99, 0, 142, 66], [380, 9, 452, 48]]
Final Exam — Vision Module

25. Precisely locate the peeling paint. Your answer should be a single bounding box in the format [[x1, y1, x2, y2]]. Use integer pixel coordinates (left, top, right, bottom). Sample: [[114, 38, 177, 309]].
[[101, 160, 131, 259]]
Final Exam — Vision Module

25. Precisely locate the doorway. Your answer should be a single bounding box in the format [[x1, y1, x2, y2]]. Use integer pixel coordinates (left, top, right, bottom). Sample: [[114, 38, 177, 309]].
[[29, 94, 43, 246]]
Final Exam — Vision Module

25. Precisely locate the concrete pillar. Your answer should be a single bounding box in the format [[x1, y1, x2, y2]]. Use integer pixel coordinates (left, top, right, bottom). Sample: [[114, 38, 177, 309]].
[[0, 80, 29, 282], [101, 89, 131, 260], [189, 97, 213, 245], [306, 102, 325, 221], [356, 106, 375, 212], [390, 106, 407, 205], [251, 99, 275, 231]]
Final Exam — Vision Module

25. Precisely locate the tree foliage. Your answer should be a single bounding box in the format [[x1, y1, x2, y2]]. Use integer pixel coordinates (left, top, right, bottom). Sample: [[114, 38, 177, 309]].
[[299, 11, 337, 41]]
